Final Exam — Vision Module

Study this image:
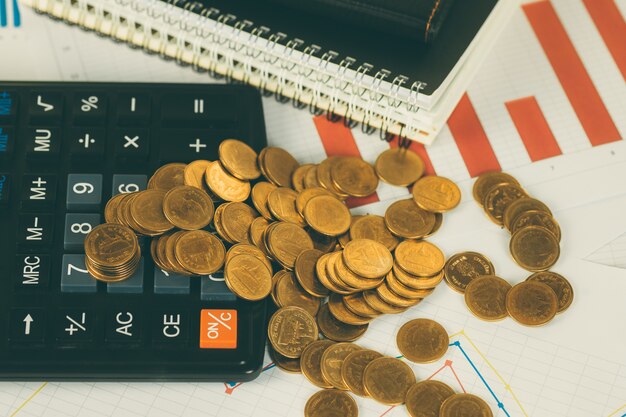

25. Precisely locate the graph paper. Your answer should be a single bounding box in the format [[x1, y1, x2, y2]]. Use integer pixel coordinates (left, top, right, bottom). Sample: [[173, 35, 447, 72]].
[[1, 0, 626, 416]]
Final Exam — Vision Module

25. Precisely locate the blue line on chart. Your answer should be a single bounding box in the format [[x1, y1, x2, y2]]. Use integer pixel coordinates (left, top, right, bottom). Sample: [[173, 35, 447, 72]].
[[11, 0, 20, 27], [449, 341, 511, 417], [0, 0, 7, 28]]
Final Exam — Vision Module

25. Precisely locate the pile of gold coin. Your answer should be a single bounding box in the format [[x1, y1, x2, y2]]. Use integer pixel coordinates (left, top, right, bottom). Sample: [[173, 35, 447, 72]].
[[473, 171, 561, 271], [84, 223, 141, 282]]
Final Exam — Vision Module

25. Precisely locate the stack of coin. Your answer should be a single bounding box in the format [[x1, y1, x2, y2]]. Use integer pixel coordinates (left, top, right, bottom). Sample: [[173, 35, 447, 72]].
[[151, 230, 226, 277], [84, 223, 141, 282], [473, 171, 561, 271]]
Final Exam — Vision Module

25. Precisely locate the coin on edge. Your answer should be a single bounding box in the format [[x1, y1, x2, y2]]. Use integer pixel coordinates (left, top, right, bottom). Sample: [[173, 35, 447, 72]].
[[397, 318, 449, 363], [363, 357, 416, 405]]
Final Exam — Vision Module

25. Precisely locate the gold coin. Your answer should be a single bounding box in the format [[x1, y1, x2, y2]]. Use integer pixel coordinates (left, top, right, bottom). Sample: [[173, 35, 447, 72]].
[[511, 210, 561, 241], [267, 187, 306, 226], [114, 192, 136, 229], [386, 270, 434, 299], [174, 230, 225, 275], [249, 217, 272, 256], [503, 197, 552, 231], [304, 390, 358, 417], [84, 223, 139, 275], [275, 271, 321, 316], [473, 171, 520, 207], [303, 195, 351, 236], [395, 240, 445, 277], [363, 357, 416, 405], [330, 156, 379, 197], [301, 340, 336, 388], [335, 255, 384, 290], [405, 380, 455, 417], [375, 147, 424, 187], [296, 187, 334, 216], [412, 176, 461, 213], [269, 345, 301, 374], [148, 163, 186, 191], [317, 157, 349, 199], [295, 249, 329, 298], [376, 282, 421, 308], [440, 394, 493, 417], [162, 185, 214, 230], [343, 239, 393, 279], [129, 190, 174, 235], [362, 290, 407, 314], [338, 215, 362, 248], [384, 199, 435, 239], [104, 193, 126, 224], [155, 233, 176, 272], [183, 160, 212, 193], [218, 139, 261, 180], [328, 294, 372, 326], [261, 147, 300, 188], [292, 163, 315, 192], [464, 275, 512, 321], [423, 212, 443, 238], [266, 222, 314, 269], [164, 231, 193, 275], [221, 202, 259, 243], [506, 281, 558, 326], [320, 342, 362, 390], [342, 293, 381, 318], [510, 225, 560, 271], [393, 266, 444, 290], [212, 203, 235, 243], [251, 181, 277, 220], [224, 254, 273, 301], [315, 254, 351, 295], [316, 303, 368, 342], [204, 161, 251, 202], [527, 271, 573, 314], [303, 165, 321, 189], [326, 252, 357, 293], [341, 349, 384, 397], [350, 215, 399, 251], [397, 319, 448, 363], [483, 183, 527, 225], [443, 252, 496, 293], [268, 306, 318, 358], [226, 243, 272, 273]]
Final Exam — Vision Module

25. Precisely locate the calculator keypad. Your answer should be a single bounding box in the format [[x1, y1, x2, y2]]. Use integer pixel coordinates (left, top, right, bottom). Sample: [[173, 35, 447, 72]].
[[0, 82, 268, 381]]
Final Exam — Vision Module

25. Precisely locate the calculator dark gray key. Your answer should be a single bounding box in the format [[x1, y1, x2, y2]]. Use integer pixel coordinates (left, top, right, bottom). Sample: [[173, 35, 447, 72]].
[[0, 81, 268, 382]]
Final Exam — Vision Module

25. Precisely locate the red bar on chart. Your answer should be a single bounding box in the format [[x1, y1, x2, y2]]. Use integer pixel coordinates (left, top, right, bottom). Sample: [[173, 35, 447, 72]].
[[389, 137, 437, 177], [523, 1, 621, 146], [447, 93, 501, 178], [582, 0, 626, 81], [505, 96, 562, 162], [312, 116, 380, 208]]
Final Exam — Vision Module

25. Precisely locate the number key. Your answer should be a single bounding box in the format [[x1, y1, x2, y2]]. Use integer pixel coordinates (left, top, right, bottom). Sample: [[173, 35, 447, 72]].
[[61, 254, 97, 293], [112, 174, 147, 196], [64, 213, 100, 251], [66, 174, 102, 211]]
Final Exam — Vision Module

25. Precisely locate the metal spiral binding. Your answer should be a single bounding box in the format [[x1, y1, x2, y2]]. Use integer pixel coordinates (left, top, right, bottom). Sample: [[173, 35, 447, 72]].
[[28, 0, 429, 142]]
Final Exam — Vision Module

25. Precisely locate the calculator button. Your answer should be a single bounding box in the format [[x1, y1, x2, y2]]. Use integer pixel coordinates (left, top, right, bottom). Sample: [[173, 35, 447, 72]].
[[28, 92, 64, 123], [72, 93, 107, 125], [199, 309, 237, 349], [158, 130, 218, 163], [117, 93, 150, 126], [113, 129, 150, 159], [107, 258, 144, 294], [9, 309, 46, 343], [153, 268, 191, 294], [18, 214, 54, 248], [66, 174, 102, 211], [68, 128, 106, 157], [200, 275, 236, 302], [15, 254, 51, 290], [0, 173, 10, 207], [61, 254, 98, 293], [64, 213, 101, 251], [25, 127, 62, 158], [56, 309, 94, 342], [106, 310, 141, 343], [160, 94, 237, 127], [0, 126, 14, 157], [112, 174, 147, 196], [154, 311, 189, 344], [0, 90, 18, 121], [20, 174, 57, 209]]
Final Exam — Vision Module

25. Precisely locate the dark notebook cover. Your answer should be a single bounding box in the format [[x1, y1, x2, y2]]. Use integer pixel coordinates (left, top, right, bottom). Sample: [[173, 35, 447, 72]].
[[191, 0, 498, 96]]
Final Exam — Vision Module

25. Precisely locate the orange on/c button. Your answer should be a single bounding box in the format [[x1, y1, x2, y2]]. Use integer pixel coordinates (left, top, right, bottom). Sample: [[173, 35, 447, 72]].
[[199, 309, 237, 349]]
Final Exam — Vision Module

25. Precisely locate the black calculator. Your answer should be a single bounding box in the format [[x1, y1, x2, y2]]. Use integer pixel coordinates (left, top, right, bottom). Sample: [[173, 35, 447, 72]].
[[0, 82, 268, 381]]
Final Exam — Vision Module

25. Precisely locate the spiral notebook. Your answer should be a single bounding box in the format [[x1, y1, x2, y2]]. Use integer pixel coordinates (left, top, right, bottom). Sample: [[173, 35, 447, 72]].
[[20, 0, 517, 144]]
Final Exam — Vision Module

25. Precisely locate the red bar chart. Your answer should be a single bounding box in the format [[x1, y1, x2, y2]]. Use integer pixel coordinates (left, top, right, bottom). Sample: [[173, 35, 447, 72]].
[[582, 0, 626, 81], [506, 96, 562, 162]]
